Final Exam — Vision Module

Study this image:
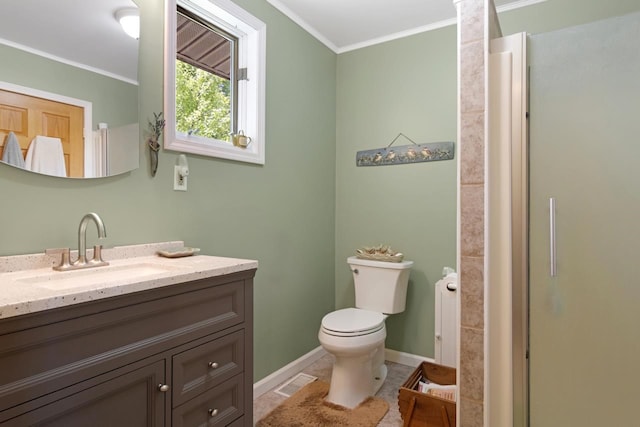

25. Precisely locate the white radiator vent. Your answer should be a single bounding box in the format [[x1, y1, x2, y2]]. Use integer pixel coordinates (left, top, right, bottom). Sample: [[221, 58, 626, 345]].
[[435, 268, 458, 368], [274, 373, 317, 397]]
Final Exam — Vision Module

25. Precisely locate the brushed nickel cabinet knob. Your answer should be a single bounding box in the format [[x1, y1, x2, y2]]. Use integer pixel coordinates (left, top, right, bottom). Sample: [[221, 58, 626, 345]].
[[208, 408, 218, 417], [208, 362, 219, 369], [157, 384, 170, 392]]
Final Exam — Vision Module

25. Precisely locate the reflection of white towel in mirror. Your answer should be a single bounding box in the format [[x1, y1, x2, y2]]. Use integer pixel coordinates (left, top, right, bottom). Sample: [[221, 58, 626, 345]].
[[24, 135, 67, 177], [1, 131, 26, 168]]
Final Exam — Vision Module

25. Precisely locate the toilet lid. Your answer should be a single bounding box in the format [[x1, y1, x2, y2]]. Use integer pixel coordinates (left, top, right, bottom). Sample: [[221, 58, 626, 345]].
[[321, 308, 384, 336]]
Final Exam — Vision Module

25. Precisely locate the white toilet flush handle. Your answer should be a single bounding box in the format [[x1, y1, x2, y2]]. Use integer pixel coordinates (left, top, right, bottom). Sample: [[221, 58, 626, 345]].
[[351, 268, 359, 274]]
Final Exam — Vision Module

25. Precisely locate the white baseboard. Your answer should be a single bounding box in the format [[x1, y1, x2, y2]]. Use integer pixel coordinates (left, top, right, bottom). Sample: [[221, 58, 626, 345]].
[[384, 348, 434, 367], [253, 346, 327, 398], [253, 346, 433, 398]]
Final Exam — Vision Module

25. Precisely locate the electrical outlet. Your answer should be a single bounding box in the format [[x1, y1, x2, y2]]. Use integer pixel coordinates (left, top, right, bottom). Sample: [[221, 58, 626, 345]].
[[174, 165, 187, 191]]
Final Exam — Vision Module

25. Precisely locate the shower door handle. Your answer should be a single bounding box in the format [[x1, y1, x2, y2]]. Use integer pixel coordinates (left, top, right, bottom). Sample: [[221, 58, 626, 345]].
[[549, 197, 557, 277]]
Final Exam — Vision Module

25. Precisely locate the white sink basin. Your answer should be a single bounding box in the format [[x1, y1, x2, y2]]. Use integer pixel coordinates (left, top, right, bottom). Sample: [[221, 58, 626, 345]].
[[18, 263, 185, 290]]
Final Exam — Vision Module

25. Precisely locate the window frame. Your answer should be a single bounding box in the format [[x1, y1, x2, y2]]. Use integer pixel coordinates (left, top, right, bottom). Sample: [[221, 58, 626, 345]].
[[164, 0, 266, 164]]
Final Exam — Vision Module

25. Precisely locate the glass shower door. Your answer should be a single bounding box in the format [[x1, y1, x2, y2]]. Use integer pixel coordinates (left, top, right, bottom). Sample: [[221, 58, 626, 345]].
[[528, 12, 640, 426]]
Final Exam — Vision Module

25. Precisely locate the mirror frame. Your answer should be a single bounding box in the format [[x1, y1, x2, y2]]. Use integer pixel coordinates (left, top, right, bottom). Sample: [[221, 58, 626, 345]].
[[164, 0, 266, 165]]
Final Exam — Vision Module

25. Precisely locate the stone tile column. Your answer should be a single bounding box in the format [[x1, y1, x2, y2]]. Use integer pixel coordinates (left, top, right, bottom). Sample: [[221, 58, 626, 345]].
[[453, 0, 497, 425]]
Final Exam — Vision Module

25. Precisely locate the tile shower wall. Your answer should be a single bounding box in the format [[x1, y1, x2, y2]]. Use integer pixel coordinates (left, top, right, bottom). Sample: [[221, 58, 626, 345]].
[[455, 0, 501, 425]]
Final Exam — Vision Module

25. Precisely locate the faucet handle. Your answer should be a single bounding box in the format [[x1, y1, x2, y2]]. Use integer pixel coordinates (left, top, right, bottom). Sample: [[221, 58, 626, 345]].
[[47, 248, 72, 271], [90, 245, 110, 267]]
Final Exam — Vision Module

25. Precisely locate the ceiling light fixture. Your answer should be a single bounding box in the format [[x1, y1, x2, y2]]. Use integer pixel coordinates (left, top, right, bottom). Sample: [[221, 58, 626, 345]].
[[115, 8, 140, 40]]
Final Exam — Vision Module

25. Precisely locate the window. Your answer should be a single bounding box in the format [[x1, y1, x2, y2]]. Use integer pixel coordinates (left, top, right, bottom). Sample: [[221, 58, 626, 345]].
[[164, 0, 266, 164]]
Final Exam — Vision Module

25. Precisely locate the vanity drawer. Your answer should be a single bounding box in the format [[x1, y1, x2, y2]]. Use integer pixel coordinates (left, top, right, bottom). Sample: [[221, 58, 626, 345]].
[[172, 373, 244, 427], [172, 329, 245, 407]]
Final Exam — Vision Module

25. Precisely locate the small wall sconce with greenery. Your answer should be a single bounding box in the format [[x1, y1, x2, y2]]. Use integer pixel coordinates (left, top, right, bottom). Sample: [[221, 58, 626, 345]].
[[147, 112, 165, 177]]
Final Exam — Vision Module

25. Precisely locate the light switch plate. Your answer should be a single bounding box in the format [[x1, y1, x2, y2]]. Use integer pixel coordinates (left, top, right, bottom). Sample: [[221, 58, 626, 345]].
[[174, 166, 187, 191]]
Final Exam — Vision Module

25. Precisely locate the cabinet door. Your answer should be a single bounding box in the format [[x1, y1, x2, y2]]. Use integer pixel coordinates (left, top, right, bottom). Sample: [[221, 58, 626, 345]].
[[5, 360, 166, 427]]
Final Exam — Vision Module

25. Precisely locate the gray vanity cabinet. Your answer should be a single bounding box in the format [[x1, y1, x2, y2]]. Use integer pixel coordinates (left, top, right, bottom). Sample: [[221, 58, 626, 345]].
[[0, 269, 255, 426]]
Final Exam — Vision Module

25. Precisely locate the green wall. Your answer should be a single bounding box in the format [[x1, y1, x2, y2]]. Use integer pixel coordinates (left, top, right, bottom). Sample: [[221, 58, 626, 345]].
[[0, 0, 336, 381], [0, 44, 137, 128], [335, 28, 457, 357]]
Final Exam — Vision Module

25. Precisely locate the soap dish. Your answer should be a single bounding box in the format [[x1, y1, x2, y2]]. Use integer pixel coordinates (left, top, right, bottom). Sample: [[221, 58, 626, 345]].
[[157, 247, 200, 258]]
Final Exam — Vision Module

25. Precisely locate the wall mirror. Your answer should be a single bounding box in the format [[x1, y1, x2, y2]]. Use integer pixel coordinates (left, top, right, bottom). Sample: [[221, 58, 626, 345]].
[[0, 0, 140, 179], [164, 0, 266, 165]]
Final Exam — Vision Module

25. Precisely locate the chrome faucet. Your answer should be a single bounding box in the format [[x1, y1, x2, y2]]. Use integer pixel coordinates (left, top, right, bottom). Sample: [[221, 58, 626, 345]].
[[51, 212, 109, 271]]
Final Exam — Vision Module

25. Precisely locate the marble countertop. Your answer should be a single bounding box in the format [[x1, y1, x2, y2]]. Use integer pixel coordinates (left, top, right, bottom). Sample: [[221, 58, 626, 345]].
[[0, 242, 258, 320]]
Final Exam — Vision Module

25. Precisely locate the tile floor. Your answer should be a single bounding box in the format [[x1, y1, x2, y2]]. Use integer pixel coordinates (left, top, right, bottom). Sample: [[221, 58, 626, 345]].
[[253, 353, 416, 426]]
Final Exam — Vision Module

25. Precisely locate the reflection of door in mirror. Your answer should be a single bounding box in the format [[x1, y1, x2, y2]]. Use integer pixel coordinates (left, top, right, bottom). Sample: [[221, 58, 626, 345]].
[[0, 88, 83, 177]]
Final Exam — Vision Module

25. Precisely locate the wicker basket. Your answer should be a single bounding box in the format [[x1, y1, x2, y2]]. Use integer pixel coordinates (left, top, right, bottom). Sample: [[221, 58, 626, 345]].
[[397, 362, 456, 427]]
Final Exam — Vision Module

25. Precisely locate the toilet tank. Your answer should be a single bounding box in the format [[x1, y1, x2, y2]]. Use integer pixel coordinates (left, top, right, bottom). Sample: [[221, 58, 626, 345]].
[[347, 256, 413, 314]]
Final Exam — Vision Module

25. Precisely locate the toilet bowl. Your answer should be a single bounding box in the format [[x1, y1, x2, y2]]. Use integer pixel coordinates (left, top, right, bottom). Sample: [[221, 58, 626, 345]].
[[318, 256, 413, 408], [318, 308, 388, 408]]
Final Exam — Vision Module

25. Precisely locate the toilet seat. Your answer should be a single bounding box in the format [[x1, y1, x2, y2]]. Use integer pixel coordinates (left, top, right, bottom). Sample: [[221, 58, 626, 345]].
[[321, 308, 384, 337]]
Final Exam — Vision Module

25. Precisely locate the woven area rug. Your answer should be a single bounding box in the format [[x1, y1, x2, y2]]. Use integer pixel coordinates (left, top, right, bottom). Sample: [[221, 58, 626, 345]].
[[256, 381, 389, 427]]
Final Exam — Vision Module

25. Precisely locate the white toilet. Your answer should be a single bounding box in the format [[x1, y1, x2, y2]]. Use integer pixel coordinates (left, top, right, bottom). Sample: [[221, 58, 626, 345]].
[[318, 256, 413, 408]]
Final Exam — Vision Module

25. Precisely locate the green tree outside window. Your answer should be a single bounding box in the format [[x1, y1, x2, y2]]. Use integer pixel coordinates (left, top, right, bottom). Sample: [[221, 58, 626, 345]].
[[175, 60, 231, 141]]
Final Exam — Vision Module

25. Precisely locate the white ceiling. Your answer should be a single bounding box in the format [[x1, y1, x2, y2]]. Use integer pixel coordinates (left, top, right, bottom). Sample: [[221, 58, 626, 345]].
[[267, 0, 545, 53], [0, 0, 139, 83]]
